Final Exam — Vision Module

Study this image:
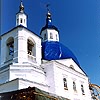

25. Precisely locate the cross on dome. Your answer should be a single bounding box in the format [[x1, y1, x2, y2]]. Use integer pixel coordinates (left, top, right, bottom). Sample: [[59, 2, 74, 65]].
[[46, 4, 52, 26], [46, 4, 51, 19]]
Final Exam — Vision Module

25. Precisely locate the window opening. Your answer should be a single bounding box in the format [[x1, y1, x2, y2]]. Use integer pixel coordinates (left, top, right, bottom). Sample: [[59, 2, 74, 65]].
[[50, 32, 53, 39], [7, 42, 14, 56], [20, 18, 22, 23], [81, 85, 85, 95], [27, 39, 34, 55], [44, 34, 47, 40], [17, 19, 19, 24], [73, 81, 77, 91], [63, 78, 68, 90], [56, 34, 58, 40]]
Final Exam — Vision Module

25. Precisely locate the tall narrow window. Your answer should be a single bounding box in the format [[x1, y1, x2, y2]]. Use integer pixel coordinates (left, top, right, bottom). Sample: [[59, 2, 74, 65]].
[[56, 34, 58, 40], [44, 34, 47, 40], [20, 18, 22, 23], [73, 81, 77, 91], [50, 32, 53, 39], [6, 37, 14, 60], [27, 39, 34, 55], [63, 78, 68, 90], [9, 43, 14, 56], [17, 19, 19, 24], [27, 38, 36, 62], [81, 85, 85, 95]]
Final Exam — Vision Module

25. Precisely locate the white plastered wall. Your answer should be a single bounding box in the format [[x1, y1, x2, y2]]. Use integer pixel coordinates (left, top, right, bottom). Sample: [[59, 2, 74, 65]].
[[42, 60, 91, 100], [41, 29, 59, 42], [0, 29, 17, 67], [16, 13, 27, 27], [0, 27, 42, 67]]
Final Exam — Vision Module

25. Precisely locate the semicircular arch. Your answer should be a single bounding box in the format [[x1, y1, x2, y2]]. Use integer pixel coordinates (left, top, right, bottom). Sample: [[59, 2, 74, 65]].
[[27, 37, 36, 44], [6, 37, 14, 44]]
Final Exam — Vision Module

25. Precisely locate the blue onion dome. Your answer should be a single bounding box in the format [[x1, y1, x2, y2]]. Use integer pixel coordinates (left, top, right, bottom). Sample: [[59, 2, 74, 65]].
[[42, 41, 80, 66], [40, 11, 59, 33]]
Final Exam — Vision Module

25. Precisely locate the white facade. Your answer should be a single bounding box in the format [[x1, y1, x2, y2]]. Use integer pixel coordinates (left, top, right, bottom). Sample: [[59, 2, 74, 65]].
[[0, 59, 92, 100], [42, 60, 91, 100], [0, 2, 92, 100], [0, 27, 41, 67], [16, 13, 27, 27]]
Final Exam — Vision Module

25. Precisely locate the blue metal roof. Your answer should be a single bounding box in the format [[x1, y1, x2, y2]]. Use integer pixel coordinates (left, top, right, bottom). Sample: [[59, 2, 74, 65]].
[[42, 41, 80, 66], [40, 11, 59, 34], [41, 25, 59, 33]]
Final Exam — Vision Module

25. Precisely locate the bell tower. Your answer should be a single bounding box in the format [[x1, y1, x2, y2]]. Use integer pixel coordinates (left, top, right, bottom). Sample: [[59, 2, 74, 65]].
[[16, 1, 27, 27], [0, 1, 42, 85], [0, 1, 41, 68]]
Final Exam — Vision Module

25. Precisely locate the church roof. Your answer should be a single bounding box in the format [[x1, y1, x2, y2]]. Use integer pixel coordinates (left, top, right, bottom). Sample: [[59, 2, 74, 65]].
[[42, 41, 80, 66], [41, 24, 59, 33], [1, 25, 41, 38]]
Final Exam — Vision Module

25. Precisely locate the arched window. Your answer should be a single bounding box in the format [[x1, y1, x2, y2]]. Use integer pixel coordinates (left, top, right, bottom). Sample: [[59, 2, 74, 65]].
[[73, 81, 77, 91], [27, 38, 36, 62], [6, 37, 14, 60], [81, 84, 85, 95], [27, 39, 34, 55], [63, 78, 68, 90]]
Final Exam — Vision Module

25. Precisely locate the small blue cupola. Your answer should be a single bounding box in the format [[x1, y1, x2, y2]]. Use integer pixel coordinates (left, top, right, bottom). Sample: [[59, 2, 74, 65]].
[[40, 10, 59, 42], [41, 7, 79, 66]]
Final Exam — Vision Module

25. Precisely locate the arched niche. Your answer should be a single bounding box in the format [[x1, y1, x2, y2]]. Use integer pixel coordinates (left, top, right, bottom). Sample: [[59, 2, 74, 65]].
[[6, 37, 14, 60], [27, 37, 36, 57]]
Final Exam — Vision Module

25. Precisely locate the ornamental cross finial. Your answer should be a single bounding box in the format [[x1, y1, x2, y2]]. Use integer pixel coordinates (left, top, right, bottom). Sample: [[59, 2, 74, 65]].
[[46, 4, 51, 19], [46, 4, 50, 12]]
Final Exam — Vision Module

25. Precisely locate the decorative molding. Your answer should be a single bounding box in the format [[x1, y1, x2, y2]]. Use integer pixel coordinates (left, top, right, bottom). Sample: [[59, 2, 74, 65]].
[[53, 61, 87, 80]]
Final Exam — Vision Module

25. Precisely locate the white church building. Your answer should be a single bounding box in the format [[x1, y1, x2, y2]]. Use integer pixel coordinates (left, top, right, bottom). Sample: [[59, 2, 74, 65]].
[[0, 1, 92, 100]]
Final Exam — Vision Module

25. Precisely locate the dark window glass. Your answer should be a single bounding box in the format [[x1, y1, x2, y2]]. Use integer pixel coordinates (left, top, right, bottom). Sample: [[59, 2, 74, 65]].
[[50, 33, 53, 39], [81, 85, 85, 95], [73, 81, 77, 91], [63, 78, 68, 90]]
